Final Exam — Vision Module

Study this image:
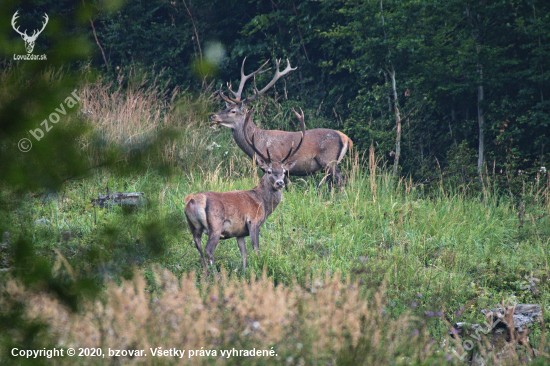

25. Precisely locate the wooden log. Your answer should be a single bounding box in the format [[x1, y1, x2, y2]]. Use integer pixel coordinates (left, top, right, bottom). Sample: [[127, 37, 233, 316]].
[[91, 192, 147, 208], [453, 304, 542, 337], [481, 304, 542, 332], [451, 304, 542, 365]]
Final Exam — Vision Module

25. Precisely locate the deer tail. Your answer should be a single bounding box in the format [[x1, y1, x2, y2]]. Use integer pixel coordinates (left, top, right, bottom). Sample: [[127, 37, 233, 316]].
[[184, 195, 208, 230], [347, 136, 353, 151], [336, 131, 353, 163]]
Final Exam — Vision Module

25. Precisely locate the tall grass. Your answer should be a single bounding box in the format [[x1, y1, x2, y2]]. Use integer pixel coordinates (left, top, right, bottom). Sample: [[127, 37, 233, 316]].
[[79, 73, 178, 145], [77, 72, 234, 172], [3, 268, 447, 365]]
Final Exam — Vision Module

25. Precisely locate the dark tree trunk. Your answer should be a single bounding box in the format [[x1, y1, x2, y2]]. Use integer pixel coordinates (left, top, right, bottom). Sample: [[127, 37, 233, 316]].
[[388, 66, 402, 177], [477, 64, 485, 176]]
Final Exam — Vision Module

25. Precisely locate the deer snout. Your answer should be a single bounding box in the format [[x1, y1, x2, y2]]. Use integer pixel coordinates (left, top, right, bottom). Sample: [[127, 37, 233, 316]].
[[211, 114, 222, 123], [275, 180, 285, 189]]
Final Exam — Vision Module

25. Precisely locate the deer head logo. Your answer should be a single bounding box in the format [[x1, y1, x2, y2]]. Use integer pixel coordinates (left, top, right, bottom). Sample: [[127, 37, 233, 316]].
[[11, 11, 49, 54]]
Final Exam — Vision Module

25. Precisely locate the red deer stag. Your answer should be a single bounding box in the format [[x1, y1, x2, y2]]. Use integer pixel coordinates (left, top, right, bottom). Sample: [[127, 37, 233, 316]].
[[211, 58, 353, 189], [185, 107, 305, 270]]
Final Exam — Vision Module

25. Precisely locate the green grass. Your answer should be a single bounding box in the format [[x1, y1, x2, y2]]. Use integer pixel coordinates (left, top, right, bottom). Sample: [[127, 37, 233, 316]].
[[2, 135, 549, 336]]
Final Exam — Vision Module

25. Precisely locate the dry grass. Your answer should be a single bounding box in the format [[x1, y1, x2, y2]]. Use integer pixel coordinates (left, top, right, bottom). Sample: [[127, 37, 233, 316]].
[[3, 269, 444, 365], [76, 74, 230, 172], [78, 74, 178, 145]]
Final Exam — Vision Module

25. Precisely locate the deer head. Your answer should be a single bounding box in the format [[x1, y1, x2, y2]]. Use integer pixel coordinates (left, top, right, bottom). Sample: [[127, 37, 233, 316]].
[[12, 11, 49, 54], [211, 58, 296, 130]]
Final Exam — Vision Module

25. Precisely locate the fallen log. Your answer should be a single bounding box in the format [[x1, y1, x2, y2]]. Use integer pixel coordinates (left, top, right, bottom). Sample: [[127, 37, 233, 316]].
[[91, 192, 147, 208], [451, 304, 542, 365]]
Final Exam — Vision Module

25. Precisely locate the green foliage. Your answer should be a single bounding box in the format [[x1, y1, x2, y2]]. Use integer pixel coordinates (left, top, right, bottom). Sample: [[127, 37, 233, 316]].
[[0, 1, 185, 363]]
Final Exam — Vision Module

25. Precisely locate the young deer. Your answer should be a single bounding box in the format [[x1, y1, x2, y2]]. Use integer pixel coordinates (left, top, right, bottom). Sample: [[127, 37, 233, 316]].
[[185, 108, 305, 270]]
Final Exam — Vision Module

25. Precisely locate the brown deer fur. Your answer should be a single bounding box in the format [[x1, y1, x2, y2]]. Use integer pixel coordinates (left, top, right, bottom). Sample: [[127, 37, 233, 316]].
[[185, 108, 304, 270]]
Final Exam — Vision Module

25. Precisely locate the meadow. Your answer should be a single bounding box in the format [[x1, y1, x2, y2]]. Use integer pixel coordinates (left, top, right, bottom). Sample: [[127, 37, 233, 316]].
[[1, 74, 550, 365]]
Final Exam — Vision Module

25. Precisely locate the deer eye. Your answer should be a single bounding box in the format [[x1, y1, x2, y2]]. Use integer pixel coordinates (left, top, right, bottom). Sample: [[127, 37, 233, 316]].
[[267, 169, 273, 175]]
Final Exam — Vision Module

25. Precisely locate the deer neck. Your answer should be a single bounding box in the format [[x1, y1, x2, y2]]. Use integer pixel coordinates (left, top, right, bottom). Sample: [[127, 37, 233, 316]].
[[232, 117, 262, 159], [252, 177, 283, 218]]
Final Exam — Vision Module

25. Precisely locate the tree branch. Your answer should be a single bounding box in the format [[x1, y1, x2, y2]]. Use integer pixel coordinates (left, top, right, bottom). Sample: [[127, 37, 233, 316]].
[[182, 0, 202, 60], [292, 2, 309, 62], [81, 0, 109, 69]]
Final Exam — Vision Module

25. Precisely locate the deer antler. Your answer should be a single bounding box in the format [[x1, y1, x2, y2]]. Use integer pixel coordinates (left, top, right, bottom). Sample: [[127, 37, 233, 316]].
[[230, 58, 271, 101], [29, 13, 49, 40], [11, 12, 48, 40], [219, 58, 296, 105], [282, 108, 306, 163], [243, 59, 296, 104], [218, 84, 240, 104], [11, 11, 27, 37], [219, 58, 271, 105], [243, 107, 270, 163]]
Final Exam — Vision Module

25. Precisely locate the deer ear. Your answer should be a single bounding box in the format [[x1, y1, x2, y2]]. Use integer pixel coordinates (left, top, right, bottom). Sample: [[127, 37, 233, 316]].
[[255, 155, 269, 170], [225, 101, 233, 108], [283, 160, 297, 171]]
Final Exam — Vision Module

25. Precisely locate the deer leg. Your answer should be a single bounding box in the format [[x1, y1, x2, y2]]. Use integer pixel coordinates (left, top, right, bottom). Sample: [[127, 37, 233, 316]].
[[331, 163, 344, 188], [326, 165, 335, 191], [204, 230, 222, 268], [247, 223, 261, 256], [187, 218, 208, 267], [236, 237, 247, 270], [324, 162, 342, 191], [315, 156, 335, 190], [193, 234, 208, 268], [323, 160, 344, 191]]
